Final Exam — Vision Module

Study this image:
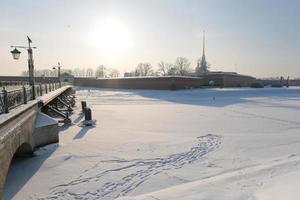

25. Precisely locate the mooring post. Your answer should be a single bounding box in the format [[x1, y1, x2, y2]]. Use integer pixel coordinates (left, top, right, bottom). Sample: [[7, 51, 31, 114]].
[[23, 86, 27, 104], [82, 107, 96, 126], [85, 107, 92, 121], [2, 88, 9, 113], [81, 101, 87, 113]]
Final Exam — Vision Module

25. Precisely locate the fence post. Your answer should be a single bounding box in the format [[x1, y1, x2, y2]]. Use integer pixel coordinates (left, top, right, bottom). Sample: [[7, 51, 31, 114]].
[[45, 84, 48, 94], [2, 88, 9, 113], [32, 85, 36, 100], [23, 86, 27, 104], [39, 84, 43, 96]]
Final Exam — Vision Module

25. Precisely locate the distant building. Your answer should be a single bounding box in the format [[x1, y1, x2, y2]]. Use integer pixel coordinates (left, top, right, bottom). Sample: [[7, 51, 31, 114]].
[[192, 31, 256, 87], [60, 72, 74, 83], [124, 72, 135, 77], [198, 72, 256, 87]]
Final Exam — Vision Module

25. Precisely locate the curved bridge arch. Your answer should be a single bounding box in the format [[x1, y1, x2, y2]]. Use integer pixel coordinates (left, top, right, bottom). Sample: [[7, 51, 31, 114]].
[[0, 105, 36, 196], [0, 86, 73, 198]]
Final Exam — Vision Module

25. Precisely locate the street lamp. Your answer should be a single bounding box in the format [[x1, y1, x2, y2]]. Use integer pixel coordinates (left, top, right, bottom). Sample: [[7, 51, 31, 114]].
[[10, 36, 37, 99], [52, 62, 61, 87], [10, 48, 21, 60]]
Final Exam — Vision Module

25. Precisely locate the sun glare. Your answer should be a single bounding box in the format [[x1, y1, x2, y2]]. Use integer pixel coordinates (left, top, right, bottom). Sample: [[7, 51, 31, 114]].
[[89, 18, 133, 53]]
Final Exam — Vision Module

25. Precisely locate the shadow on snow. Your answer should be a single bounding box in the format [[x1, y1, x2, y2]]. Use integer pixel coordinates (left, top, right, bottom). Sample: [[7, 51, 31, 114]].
[[3, 144, 58, 200], [77, 87, 300, 108]]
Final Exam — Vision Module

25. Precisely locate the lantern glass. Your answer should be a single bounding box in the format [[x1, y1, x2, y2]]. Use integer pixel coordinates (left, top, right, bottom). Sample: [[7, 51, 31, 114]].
[[11, 48, 21, 60]]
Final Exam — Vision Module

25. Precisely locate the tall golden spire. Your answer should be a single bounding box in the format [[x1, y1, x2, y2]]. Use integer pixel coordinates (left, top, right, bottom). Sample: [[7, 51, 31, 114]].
[[200, 30, 208, 73], [195, 30, 209, 75], [202, 30, 205, 59]]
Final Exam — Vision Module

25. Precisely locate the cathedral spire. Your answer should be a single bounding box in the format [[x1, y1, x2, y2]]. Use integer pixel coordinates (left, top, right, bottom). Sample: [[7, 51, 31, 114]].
[[202, 30, 206, 59], [195, 30, 209, 75], [200, 30, 208, 73]]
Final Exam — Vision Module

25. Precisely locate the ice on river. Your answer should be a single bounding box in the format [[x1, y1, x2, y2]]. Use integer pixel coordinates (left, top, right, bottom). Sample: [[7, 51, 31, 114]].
[[3, 87, 300, 200]]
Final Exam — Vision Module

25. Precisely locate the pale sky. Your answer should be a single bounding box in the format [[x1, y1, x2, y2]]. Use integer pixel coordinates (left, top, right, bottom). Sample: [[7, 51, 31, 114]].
[[1, 0, 299, 78]]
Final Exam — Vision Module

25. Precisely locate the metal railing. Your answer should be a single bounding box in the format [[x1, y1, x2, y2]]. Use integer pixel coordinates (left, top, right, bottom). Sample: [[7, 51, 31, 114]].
[[0, 81, 28, 87], [0, 82, 67, 114]]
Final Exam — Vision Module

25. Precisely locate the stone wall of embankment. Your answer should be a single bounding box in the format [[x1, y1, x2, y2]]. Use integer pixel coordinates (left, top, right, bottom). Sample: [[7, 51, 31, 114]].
[[74, 76, 205, 90]]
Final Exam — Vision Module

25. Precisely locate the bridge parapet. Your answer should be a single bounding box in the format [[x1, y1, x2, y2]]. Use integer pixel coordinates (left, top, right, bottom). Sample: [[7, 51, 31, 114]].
[[0, 85, 74, 197], [0, 101, 38, 196]]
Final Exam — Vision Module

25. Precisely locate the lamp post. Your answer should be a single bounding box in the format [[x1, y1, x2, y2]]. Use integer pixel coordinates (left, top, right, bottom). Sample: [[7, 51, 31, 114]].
[[52, 62, 61, 87], [10, 36, 36, 99]]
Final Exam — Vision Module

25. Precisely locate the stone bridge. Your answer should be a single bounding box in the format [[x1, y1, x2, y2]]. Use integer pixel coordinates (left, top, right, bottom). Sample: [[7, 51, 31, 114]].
[[0, 86, 74, 197]]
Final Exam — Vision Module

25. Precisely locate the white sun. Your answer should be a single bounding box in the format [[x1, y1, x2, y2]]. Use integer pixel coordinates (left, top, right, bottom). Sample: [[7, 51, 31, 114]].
[[89, 18, 133, 53]]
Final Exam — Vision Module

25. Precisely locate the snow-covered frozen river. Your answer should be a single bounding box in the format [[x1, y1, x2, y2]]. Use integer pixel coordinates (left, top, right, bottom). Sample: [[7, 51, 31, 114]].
[[3, 87, 300, 200]]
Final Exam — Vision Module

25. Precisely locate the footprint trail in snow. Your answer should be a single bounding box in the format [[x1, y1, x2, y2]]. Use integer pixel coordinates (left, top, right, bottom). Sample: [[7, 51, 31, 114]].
[[39, 134, 221, 200]]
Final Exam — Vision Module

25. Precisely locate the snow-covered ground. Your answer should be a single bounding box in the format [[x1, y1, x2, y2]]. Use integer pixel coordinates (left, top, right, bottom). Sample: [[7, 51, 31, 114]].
[[3, 87, 300, 200]]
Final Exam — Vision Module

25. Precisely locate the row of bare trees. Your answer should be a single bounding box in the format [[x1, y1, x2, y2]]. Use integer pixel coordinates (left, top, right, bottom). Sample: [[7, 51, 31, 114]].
[[21, 57, 194, 78], [21, 66, 121, 78], [131, 57, 193, 77]]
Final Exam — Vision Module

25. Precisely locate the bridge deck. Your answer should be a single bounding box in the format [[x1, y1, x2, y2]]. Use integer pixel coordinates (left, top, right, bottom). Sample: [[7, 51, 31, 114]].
[[38, 85, 72, 106], [0, 86, 72, 129]]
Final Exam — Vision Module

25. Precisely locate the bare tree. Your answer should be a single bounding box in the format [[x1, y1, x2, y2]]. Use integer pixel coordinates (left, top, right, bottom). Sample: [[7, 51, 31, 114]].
[[72, 68, 82, 77], [22, 68, 73, 77], [174, 57, 192, 76], [72, 68, 86, 77], [86, 68, 95, 77], [134, 63, 154, 76], [109, 68, 120, 78], [157, 61, 172, 76], [95, 65, 107, 78], [168, 67, 179, 75]]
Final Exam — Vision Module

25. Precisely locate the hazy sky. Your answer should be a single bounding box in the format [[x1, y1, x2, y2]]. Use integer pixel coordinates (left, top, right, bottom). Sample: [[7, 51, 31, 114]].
[[1, 0, 299, 78]]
